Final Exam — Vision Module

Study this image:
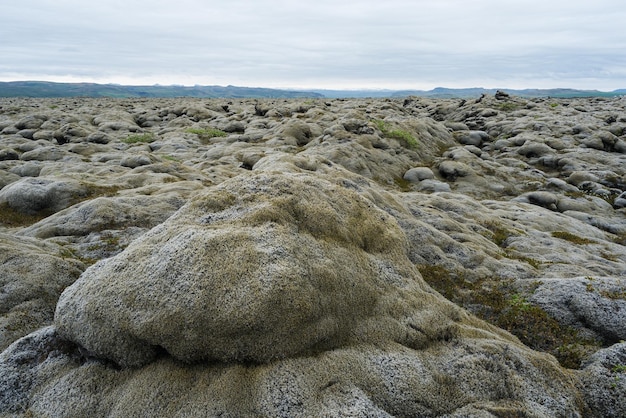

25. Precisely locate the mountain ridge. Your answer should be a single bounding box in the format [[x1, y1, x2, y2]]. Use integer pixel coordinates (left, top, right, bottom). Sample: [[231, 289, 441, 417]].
[[0, 80, 624, 99]]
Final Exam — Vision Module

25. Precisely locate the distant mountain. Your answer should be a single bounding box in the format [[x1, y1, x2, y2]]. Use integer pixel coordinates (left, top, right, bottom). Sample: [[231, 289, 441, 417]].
[[0, 81, 623, 99], [390, 87, 625, 99], [0, 81, 323, 99]]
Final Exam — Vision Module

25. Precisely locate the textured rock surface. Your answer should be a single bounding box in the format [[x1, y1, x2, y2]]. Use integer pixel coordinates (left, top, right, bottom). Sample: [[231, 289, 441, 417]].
[[1, 95, 625, 416], [0, 234, 84, 352]]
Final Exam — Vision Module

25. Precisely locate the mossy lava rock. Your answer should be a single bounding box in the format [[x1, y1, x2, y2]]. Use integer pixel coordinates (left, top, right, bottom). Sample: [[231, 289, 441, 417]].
[[55, 172, 462, 367]]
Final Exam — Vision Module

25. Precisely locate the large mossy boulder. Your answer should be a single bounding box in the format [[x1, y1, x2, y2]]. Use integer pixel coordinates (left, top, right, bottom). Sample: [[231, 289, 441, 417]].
[[1, 172, 586, 416]]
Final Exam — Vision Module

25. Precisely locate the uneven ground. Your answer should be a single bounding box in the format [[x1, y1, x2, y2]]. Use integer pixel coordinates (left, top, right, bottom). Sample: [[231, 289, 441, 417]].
[[0, 94, 625, 416]]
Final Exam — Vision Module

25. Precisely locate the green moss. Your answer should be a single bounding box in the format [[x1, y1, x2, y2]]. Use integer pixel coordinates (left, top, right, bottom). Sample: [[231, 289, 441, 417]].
[[394, 177, 412, 192], [418, 264, 600, 369], [481, 220, 514, 247], [374, 119, 419, 150], [551, 231, 595, 245], [497, 102, 521, 112], [161, 155, 181, 162], [122, 133, 155, 144], [613, 365, 626, 373]]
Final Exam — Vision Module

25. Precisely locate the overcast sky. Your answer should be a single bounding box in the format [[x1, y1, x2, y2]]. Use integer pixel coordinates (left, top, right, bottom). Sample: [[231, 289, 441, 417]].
[[1, 0, 625, 90]]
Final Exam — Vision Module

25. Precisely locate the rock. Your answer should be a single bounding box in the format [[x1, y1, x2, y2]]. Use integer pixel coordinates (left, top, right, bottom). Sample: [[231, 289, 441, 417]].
[[1, 96, 626, 416], [0, 177, 88, 215], [514, 191, 559, 210], [403, 167, 435, 183], [416, 179, 452, 193], [20, 146, 67, 162], [55, 172, 464, 367], [517, 141, 554, 158], [280, 120, 318, 146], [437, 160, 470, 180], [0, 148, 19, 161], [528, 277, 626, 344], [454, 130, 489, 146], [8, 162, 42, 177], [578, 342, 626, 417], [495, 90, 510, 100], [0, 325, 581, 417], [53, 123, 92, 144], [15, 115, 47, 130], [19, 194, 185, 240], [0, 234, 84, 351], [120, 154, 154, 168], [615, 191, 626, 208]]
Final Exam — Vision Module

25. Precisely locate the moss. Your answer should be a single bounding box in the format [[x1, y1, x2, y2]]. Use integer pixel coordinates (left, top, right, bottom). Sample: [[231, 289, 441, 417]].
[[161, 155, 181, 163], [394, 177, 412, 192], [481, 221, 514, 247], [419, 264, 600, 369], [551, 231, 595, 245], [373, 119, 419, 150], [497, 102, 521, 112], [502, 252, 542, 269], [122, 133, 155, 144]]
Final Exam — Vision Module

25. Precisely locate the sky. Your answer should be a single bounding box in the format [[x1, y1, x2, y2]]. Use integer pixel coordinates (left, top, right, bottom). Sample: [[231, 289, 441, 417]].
[[1, 0, 625, 91]]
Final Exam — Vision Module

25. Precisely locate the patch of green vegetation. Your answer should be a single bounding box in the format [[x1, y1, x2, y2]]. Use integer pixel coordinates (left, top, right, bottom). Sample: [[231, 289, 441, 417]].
[[186, 127, 227, 139], [551, 231, 595, 245], [374, 119, 419, 150], [394, 177, 412, 192], [497, 102, 521, 112], [501, 251, 542, 269], [549, 102, 559, 108], [481, 220, 515, 247], [418, 264, 600, 369], [122, 133, 155, 144], [613, 365, 626, 373], [601, 289, 626, 300], [161, 154, 181, 162]]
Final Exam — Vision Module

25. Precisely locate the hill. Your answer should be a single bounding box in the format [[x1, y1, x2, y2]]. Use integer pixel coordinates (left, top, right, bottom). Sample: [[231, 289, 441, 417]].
[[0, 81, 624, 99]]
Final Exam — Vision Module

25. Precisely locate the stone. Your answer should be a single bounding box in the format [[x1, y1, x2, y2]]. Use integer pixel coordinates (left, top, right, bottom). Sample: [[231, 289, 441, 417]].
[[615, 191, 626, 208], [1, 96, 626, 416], [454, 130, 489, 146], [437, 160, 470, 180], [0, 148, 19, 161], [54, 172, 464, 367], [578, 343, 626, 417], [0, 234, 84, 351], [0, 177, 88, 215], [15, 115, 47, 130], [528, 277, 626, 343], [403, 167, 435, 183]]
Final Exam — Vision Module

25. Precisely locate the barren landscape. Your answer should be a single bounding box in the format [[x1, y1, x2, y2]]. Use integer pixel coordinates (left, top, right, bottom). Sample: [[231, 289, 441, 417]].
[[1, 93, 625, 416]]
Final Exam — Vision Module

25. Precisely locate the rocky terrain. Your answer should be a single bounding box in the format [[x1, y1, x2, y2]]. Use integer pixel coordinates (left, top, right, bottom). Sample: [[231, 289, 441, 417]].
[[0, 93, 625, 416]]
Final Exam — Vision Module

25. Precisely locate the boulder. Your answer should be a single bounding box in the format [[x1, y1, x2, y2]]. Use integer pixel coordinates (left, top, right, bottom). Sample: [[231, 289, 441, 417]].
[[2, 172, 584, 416], [54, 172, 465, 367], [528, 277, 626, 344], [403, 167, 435, 183], [578, 342, 626, 417], [0, 177, 88, 215], [0, 234, 84, 351]]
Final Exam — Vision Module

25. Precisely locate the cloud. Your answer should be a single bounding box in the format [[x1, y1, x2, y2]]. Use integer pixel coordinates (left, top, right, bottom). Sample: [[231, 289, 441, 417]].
[[1, 0, 625, 89]]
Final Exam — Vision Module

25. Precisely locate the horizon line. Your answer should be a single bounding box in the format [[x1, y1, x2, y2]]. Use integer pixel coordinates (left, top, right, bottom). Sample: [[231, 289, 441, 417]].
[[0, 79, 624, 93]]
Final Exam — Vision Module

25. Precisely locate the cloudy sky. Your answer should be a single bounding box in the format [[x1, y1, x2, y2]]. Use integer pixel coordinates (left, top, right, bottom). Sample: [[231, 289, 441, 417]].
[[1, 0, 625, 90]]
